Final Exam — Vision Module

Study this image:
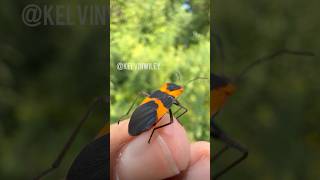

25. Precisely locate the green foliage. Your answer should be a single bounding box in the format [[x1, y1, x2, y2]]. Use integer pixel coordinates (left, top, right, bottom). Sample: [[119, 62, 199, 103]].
[[110, 0, 210, 141]]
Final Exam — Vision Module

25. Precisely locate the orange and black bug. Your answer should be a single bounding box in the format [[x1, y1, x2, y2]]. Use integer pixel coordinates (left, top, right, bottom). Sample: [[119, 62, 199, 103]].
[[118, 82, 187, 143], [34, 96, 109, 180], [211, 73, 248, 180], [118, 78, 207, 143], [211, 49, 315, 179]]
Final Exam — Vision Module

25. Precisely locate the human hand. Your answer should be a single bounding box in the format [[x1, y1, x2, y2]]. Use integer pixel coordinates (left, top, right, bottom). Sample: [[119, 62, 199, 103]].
[[110, 114, 210, 180]]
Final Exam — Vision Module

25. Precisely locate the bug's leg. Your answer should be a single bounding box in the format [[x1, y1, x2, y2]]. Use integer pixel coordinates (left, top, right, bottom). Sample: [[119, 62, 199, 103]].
[[212, 123, 248, 180], [212, 137, 248, 180], [148, 109, 174, 144], [33, 96, 108, 180], [175, 105, 188, 119], [173, 100, 188, 120], [117, 91, 149, 124], [212, 145, 229, 161], [173, 101, 183, 116], [173, 107, 182, 116]]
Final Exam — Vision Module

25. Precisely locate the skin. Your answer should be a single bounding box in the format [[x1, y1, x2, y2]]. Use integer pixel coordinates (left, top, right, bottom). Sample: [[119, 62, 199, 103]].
[[110, 114, 210, 180]]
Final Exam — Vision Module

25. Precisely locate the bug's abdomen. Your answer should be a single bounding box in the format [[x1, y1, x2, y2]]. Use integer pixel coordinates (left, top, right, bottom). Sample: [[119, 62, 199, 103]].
[[129, 93, 170, 136], [129, 101, 159, 136]]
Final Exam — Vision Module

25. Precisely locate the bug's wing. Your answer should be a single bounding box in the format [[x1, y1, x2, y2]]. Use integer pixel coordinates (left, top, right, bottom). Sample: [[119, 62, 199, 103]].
[[128, 101, 158, 136], [67, 134, 108, 180]]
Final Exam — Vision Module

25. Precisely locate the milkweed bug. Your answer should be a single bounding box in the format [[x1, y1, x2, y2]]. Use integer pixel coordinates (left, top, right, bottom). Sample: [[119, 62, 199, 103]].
[[117, 77, 207, 144], [211, 73, 248, 180], [211, 47, 315, 179], [34, 96, 109, 180]]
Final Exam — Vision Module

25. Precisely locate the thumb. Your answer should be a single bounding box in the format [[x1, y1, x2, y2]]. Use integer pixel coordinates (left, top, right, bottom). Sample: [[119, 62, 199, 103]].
[[111, 115, 190, 180]]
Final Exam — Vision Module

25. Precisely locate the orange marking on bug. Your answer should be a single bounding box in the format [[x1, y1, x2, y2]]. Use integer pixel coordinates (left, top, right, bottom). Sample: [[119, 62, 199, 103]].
[[140, 83, 184, 108], [154, 99, 168, 120], [96, 124, 109, 138], [140, 97, 153, 105], [140, 97, 169, 121], [211, 83, 236, 116], [160, 83, 184, 98], [131, 83, 184, 125]]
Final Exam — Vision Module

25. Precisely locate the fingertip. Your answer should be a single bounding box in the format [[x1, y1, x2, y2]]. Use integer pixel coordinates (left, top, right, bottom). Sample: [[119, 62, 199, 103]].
[[182, 141, 210, 180], [110, 120, 132, 154], [115, 115, 190, 180], [189, 141, 210, 164], [183, 157, 210, 180], [110, 120, 132, 179], [159, 117, 190, 171]]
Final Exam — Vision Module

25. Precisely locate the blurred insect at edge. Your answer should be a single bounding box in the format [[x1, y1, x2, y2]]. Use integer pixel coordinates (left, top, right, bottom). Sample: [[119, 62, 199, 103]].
[[211, 33, 315, 180], [34, 96, 109, 180]]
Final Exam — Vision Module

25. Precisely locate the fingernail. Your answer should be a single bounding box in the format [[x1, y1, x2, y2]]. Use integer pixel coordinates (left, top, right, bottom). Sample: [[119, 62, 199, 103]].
[[115, 132, 180, 180], [156, 135, 180, 175]]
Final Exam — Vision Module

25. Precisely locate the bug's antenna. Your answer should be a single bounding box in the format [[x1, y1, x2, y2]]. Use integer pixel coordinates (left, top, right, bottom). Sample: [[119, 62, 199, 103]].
[[175, 76, 208, 101], [234, 49, 315, 83], [184, 77, 208, 87]]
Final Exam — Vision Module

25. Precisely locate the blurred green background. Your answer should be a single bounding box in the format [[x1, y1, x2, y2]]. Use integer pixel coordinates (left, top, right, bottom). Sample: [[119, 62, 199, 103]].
[[110, 0, 210, 142], [213, 0, 320, 179], [0, 0, 106, 179]]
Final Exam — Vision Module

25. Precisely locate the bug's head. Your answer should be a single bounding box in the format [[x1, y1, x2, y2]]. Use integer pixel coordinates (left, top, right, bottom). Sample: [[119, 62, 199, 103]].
[[160, 83, 184, 98], [211, 74, 235, 96]]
